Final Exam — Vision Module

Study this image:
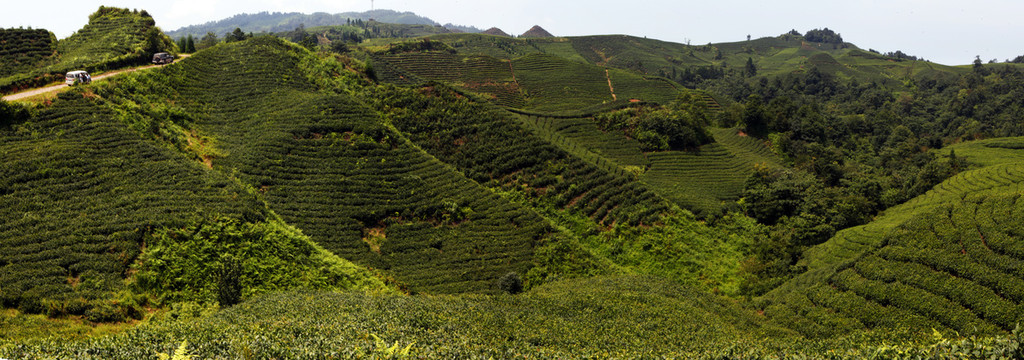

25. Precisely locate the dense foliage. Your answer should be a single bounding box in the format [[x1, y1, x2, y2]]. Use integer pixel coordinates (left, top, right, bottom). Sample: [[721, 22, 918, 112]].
[[803, 28, 844, 44], [594, 92, 714, 151], [133, 216, 386, 305], [0, 276, 790, 359], [696, 53, 1024, 295]]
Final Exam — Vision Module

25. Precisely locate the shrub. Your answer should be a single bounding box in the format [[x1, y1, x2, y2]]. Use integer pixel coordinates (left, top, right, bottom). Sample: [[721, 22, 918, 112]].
[[498, 272, 524, 294], [0, 99, 32, 128], [217, 256, 243, 307], [84, 300, 138, 323]]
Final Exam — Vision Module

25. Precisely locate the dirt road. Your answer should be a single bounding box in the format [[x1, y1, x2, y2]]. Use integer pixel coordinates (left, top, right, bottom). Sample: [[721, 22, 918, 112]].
[[2, 55, 190, 102]]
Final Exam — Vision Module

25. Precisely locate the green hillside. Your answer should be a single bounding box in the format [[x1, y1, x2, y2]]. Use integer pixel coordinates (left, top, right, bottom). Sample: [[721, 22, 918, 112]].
[[762, 158, 1024, 337], [373, 84, 750, 291], [641, 135, 777, 216], [0, 91, 383, 320], [564, 33, 970, 88], [370, 48, 679, 112], [511, 115, 783, 216], [89, 36, 613, 294], [408, 31, 969, 92], [7, 11, 1024, 359], [0, 7, 174, 94]]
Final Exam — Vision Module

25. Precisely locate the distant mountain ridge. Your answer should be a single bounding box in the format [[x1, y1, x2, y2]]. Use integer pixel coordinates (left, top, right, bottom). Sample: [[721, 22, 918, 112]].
[[166, 9, 474, 38]]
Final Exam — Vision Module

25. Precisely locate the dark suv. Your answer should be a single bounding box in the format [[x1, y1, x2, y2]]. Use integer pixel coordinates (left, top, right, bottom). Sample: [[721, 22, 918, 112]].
[[152, 52, 174, 65]]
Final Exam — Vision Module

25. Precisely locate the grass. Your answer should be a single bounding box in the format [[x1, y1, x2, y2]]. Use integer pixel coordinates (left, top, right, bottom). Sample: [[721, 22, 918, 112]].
[[0, 308, 142, 342]]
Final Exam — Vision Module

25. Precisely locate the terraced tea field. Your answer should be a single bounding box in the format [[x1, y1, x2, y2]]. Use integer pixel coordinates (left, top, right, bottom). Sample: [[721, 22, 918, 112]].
[[512, 112, 782, 216], [426, 33, 587, 62], [380, 88, 672, 227], [763, 160, 1024, 337], [109, 37, 587, 294], [370, 49, 680, 112], [639, 128, 783, 215], [371, 52, 525, 107], [517, 115, 647, 171], [0, 94, 264, 315], [0, 28, 56, 78]]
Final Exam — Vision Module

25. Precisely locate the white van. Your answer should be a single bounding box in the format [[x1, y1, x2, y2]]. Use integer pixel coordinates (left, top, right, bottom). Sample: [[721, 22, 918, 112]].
[[65, 70, 91, 86]]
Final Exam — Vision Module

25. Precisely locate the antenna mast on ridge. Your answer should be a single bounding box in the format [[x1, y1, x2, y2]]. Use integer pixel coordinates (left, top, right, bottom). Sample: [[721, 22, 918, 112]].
[[371, 0, 374, 10]]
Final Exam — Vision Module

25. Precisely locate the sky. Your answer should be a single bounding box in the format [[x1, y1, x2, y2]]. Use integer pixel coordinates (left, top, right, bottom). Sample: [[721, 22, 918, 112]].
[[2, 0, 1022, 65]]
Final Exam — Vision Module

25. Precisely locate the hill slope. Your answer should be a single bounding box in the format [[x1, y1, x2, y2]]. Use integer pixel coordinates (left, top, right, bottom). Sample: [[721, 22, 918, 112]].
[[370, 50, 679, 112], [92, 36, 612, 294], [762, 156, 1024, 337], [0, 88, 383, 318], [0, 7, 174, 94]]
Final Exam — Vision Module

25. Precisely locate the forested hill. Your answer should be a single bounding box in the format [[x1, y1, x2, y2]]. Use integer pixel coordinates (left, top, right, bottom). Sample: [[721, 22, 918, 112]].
[[166, 9, 446, 38]]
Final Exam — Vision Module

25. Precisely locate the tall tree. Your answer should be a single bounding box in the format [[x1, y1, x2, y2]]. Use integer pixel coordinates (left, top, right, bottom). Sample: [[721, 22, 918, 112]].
[[225, 27, 248, 43], [745, 57, 757, 77], [197, 32, 218, 50]]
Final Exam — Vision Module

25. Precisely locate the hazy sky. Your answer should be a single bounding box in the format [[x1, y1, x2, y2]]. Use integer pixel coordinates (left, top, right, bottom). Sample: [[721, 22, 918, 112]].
[[3, 0, 1021, 65]]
